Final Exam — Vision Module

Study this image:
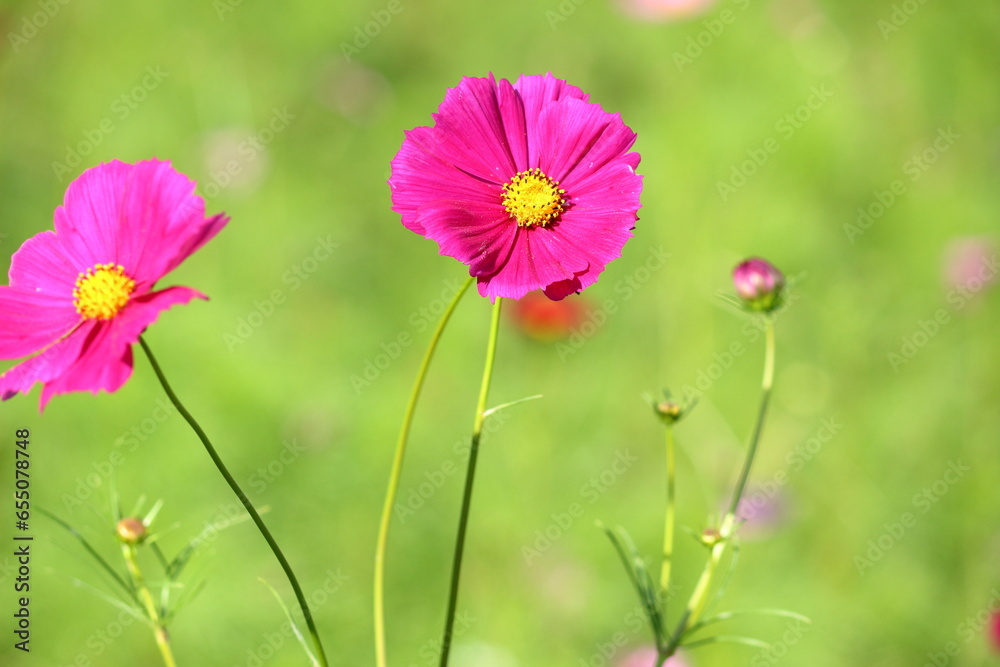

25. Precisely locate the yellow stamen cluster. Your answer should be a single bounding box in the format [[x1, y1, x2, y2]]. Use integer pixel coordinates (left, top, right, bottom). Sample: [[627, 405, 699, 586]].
[[73, 263, 135, 320], [501, 168, 566, 228]]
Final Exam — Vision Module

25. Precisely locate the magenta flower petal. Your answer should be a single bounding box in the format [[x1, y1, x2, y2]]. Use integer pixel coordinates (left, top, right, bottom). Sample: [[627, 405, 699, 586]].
[[36, 322, 135, 410], [389, 73, 642, 301], [538, 98, 640, 186], [417, 201, 516, 277], [0, 321, 95, 405], [0, 288, 79, 360], [390, 130, 504, 236], [430, 75, 519, 179], [36, 287, 205, 408], [0, 159, 228, 410], [512, 72, 589, 111], [485, 228, 592, 300], [53, 159, 228, 292]]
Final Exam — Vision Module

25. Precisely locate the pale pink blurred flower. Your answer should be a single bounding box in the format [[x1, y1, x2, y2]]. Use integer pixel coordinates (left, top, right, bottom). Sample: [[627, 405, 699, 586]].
[[316, 59, 391, 124], [736, 487, 789, 541], [942, 236, 998, 293], [615, 0, 716, 22], [617, 647, 689, 667], [202, 128, 269, 194]]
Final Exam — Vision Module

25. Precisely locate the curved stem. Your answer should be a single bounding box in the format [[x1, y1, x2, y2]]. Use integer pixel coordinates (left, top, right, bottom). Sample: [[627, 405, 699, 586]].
[[663, 318, 776, 655], [122, 543, 177, 667], [138, 336, 328, 667], [439, 297, 503, 667], [374, 275, 474, 667]]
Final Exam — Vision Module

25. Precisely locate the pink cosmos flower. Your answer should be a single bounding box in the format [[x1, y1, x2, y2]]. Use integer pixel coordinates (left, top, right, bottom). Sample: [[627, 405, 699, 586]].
[[0, 159, 228, 410], [389, 73, 642, 301]]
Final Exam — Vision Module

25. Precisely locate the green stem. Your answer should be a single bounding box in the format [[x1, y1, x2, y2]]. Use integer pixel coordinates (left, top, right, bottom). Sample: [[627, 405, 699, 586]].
[[121, 543, 177, 667], [725, 320, 775, 519], [438, 297, 503, 667], [138, 336, 328, 667], [663, 318, 775, 655], [374, 275, 473, 667], [659, 425, 676, 602]]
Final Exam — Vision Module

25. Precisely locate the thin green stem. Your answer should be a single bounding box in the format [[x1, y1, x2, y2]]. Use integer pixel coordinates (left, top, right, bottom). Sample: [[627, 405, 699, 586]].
[[659, 425, 676, 601], [374, 275, 473, 667], [663, 318, 776, 655], [725, 319, 775, 519], [121, 543, 177, 667], [138, 336, 328, 667], [438, 297, 503, 667]]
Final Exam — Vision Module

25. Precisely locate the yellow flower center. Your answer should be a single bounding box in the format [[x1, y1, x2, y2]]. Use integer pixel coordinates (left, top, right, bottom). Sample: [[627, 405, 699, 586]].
[[501, 168, 566, 228], [73, 263, 136, 320]]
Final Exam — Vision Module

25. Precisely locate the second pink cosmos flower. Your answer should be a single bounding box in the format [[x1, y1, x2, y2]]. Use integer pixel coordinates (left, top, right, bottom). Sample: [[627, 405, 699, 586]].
[[389, 73, 643, 301]]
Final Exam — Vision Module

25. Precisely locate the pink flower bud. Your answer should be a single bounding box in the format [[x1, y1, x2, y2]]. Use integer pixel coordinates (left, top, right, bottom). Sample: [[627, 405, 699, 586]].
[[733, 258, 785, 312]]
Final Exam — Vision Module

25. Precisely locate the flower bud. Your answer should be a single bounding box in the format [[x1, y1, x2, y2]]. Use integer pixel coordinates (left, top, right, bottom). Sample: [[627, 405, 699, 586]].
[[654, 400, 683, 424], [116, 517, 147, 545], [699, 528, 722, 547], [650, 391, 695, 426], [732, 258, 785, 312]]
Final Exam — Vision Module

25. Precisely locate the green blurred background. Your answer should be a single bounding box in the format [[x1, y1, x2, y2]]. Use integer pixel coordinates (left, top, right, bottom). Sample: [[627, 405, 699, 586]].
[[1, 0, 998, 665]]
